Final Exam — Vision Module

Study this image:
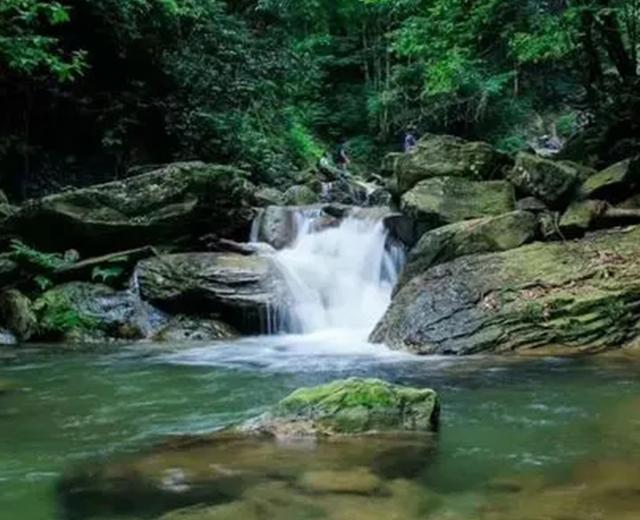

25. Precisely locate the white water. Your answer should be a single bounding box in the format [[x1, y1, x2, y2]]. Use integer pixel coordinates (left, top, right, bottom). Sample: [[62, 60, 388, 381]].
[[263, 209, 404, 341]]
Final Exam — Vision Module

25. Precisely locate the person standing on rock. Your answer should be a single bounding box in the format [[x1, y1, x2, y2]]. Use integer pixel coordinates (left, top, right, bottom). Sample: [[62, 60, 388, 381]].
[[335, 139, 350, 172], [404, 128, 417, 153]]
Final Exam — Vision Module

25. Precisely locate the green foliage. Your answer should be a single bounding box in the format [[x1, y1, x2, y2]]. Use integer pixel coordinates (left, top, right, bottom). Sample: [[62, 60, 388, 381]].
[[9, 240, 71, 273], [33, 291, 97, 337], [0, 0, 87, 80]]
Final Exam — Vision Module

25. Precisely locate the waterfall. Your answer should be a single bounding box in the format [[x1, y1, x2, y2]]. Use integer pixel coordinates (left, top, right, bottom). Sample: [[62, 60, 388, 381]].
[[261, 210, 404, 340]]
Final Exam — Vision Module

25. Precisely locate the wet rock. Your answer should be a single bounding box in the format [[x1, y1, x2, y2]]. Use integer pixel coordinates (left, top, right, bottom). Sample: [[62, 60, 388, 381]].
[[371, 225, 640, 355], [250, 206, 301, 249], [384, 134, 510, 194], [0, 329, 17, 345], [401, 177, 515, 234], [383, 213, 418, 248], [34, 282, 164, 342], [320, 177, 370, 205], [298, 468, 383, 495], [507, 153, 585, 208], [58, 433, 434, 520], [242, 378, 440, 436], [153, 316, 237, 342], [135, 253, 287, 334], [581, 157, 640, 202], [283, 185, 319, 206], [253, 187, 285, 207], [0, 289, 37, 341], [8, 162, 255, 255], [399, 211, 537, 289]]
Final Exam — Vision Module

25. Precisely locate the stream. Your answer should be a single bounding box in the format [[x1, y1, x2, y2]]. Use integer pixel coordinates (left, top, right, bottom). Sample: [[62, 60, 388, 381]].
[[2, 211, 640, 519]]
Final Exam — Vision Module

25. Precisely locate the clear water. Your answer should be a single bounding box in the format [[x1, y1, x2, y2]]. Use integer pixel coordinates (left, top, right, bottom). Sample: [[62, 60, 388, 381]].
[[2, 340, 640, 519]]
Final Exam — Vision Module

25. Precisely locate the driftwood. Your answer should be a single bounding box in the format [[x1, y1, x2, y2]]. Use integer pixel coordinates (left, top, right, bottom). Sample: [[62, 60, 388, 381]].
[[53, 246, 156, 282]]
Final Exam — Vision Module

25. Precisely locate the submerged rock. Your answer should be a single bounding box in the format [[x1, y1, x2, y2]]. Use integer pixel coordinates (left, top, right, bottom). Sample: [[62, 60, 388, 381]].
[[58, 378, 437, 519], [242, 378, 440, 436], [399, 211, 538, 289], [384, 134, 510, 194], [0, 289, 37, 342], [8, 162, 255, 255], [136, 253, 287, 334], [372, 225, 640, 355], [507, 153, 585, 208], [401, 176, 515, 234]]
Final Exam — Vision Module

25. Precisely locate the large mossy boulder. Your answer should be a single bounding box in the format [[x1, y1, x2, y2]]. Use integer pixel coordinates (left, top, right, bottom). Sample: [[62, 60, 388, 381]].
[[401, 177, 515, 234], [371, 225, 640, 355], [283, 185, 319, 206], [581, 157, 640, 202], [399, 211, 538, 289], [0, 289, 37, 342], [135, 253, 287, 333], [8, 162, 256, 255], [242, 378, 440, 437], [34, 282, 165, 342], [507, 153, 585, 208], [384, 134, 510, 194]]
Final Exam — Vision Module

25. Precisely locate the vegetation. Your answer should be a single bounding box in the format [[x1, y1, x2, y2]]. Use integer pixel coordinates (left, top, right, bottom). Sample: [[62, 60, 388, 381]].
[[1, 0, 640, 196]]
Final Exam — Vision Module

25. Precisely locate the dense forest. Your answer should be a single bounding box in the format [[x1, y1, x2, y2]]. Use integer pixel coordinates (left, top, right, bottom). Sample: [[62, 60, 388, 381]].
[[0, 0, 640, 198], [1, 0, 640, 198]]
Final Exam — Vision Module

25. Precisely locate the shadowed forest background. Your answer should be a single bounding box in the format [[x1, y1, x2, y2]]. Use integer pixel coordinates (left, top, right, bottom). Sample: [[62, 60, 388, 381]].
[[2, 0, 640, 198]]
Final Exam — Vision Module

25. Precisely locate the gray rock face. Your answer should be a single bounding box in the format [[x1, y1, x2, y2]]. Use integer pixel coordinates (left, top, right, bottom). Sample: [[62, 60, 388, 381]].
[[136, 253, 288, 333], [8, 162, 255, 254], [371, 225, 640, 355], [383, 134, 510, 193], [399, 211, 538, 289], [400, 176, 515, 234], [254, 187, 286, 207], [507, 153, 584, 208]]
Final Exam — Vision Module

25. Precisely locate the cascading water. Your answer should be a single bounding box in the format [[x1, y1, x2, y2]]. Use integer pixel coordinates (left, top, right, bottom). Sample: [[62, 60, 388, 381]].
[[263, 209, 405, 341]]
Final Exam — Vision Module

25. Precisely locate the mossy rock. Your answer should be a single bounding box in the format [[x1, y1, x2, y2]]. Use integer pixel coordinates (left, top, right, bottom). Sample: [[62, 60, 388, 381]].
[[284, 185, 319, 206], [8, 162, 255, 255], [0, 289, 37, 342], [383, 134, 511, 194], [581, 157, 640, 203], [244, 378, 440, 435], [400, 211, 538, 289], [153, 316, 237, 342], [507, 153, 584, 208], [401, 176, 515, 234], [254, 187, 286, 207], [371, 225, 640, 355]]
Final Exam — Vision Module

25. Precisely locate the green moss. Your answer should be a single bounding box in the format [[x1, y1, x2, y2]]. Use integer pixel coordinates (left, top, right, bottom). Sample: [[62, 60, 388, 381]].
[[33, 291, 98, 339]]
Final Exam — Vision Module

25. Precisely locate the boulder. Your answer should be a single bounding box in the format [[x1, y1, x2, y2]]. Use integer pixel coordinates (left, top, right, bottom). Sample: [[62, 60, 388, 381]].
[[283, 185, 319, 206], [399, 211, 538, 289], [241, 378, 439, 436], [400, 177, 515, 234], [58, 379, 437, 519], [135, 253, 288, 333], [507, 153, 584, 208], [516, 197, 548, 213], [559, 200, 606, 236], [384, 134, 510, 193], [371, 225, 640, 355], [253, 187, 285, 207], [153, 316, 237, 342], [8, 162, 255, 255], [250, 206, 300, 249], [581, 157, 640, 202], [34, 282, 166, 342], [0, 289, 37, 341]]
